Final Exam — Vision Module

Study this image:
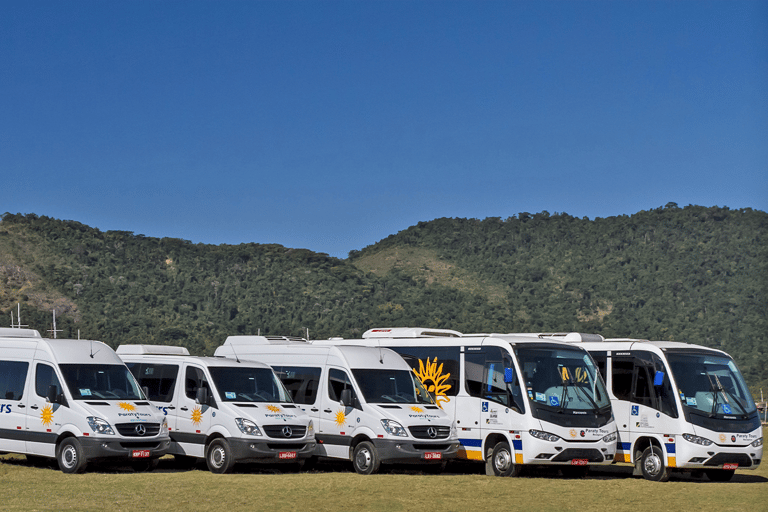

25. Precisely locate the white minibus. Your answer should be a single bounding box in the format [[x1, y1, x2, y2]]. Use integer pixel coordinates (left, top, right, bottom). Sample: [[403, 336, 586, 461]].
[[536, 333, 763, 481], [313, 327, 618, 476], [117, 344, 316, 473], [214, 336, 460, 474], [0, 328, 170, 473]]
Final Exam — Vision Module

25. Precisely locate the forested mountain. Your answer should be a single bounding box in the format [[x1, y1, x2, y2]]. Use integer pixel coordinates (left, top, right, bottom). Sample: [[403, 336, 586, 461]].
[[1, 205, 766, 392]]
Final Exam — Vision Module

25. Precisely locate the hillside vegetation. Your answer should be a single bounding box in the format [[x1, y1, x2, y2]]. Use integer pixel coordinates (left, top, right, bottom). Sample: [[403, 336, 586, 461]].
[[1, 205, 766, 391]]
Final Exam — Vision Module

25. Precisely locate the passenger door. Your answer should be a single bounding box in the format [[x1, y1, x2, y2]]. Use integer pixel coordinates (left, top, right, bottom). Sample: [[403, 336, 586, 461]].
[[25, 361, 64, 457], [319, 367, 358, 459], [0, 360, 31, 454], [172, 364, 213, 457]]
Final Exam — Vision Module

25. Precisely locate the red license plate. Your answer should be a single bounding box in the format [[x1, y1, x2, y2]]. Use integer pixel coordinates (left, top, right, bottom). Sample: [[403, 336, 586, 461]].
[[131, 450, 150, 458], [723, 463, 738, 470], [571, 459, 588, 466], [424, 452, 442, 460], [279, 451, 297, 460]]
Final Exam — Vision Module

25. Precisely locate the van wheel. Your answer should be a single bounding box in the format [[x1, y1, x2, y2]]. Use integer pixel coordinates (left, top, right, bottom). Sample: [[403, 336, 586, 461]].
[[57, 438, 87, 474], [352, 441, 381, 475], [486, 442, 521, 477], [705, 469, 735, 482], [206, 439, 236, 474], [640, 446, 670, 482]]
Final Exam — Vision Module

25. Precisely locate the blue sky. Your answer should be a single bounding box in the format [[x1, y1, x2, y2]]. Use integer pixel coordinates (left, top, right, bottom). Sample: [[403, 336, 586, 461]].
[[2, 1, 766, 258]]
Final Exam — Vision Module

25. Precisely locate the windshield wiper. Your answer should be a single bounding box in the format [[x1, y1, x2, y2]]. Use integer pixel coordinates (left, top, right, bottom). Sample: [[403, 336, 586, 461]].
[[572, 383, 600, 411]]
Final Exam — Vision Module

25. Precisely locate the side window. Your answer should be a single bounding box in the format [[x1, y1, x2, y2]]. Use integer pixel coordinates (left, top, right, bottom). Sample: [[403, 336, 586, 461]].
[[465, 347, 524, 412], [390, 346, 461, 406], [590, 351, 608, 381], [273, 366, 322, 405], [126, 363, 179, 402], [611, 357, 634, 401], [0, 361, 29, 401], [632, 364, 654, 407], [184, 366, 210, 401], [35, 363, 62, 399], [327, 368, 357, 404]]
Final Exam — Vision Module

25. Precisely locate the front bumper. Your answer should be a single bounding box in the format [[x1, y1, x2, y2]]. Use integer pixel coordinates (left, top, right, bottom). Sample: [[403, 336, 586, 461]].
[[228, 438, 316, 463], [524, 435, 616, 465], [370, 438, 461, 464], [80, 436, 171, 461]]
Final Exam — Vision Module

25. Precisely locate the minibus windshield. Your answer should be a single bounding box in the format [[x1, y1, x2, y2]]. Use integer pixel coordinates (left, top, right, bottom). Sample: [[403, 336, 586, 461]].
[[352, 369, 435, 405], [667, 351, 756, 416], [516, 346, 610, 412], [208, 367, 293, 403], [60, 364, 144, 400]]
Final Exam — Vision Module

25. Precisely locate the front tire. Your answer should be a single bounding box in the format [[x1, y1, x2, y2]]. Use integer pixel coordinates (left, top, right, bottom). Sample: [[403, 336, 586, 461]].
[[352, 441, 381, 475], [640, 446, 670, 482], [57, 438, 87, 474], [206, 438, 236, 474], [486, 441, 521, 477], [705, 469, 735, 482]]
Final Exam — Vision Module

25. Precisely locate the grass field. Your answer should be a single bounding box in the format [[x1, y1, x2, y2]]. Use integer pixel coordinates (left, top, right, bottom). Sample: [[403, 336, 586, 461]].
[[1, 430, 766, 512]]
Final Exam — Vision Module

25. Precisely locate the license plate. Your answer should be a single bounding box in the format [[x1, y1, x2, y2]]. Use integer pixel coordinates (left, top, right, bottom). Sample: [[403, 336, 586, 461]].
[[131, 450, 150, 458], [571, 459, 588, 466], [424, 452, 442, 460], [279, 451, 297, 460], [723, 463, 738, 470]]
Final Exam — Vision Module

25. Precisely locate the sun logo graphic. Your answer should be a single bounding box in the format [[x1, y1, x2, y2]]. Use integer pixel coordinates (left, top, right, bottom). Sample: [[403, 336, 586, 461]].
[[334, 410, 346, 427], [118, 402, 136, 412], [191, 406, 204, 426], [40, 404, 54, 426], [412, 357, 451, 409], [410, 406, 424, 413], [266, 405, 281, 413]]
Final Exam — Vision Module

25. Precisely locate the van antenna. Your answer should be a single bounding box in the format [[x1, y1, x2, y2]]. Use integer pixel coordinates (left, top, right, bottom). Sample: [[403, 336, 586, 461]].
[[230, 342, 241, 363], [379, 345, 383, 364]]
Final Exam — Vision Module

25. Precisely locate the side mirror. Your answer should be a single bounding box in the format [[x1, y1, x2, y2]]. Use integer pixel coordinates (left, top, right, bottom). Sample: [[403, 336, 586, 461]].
[[46, 384, 58, 404], [653, 371, 665, 387], [504, 367, 515, 384], [340, 388, 353, 407], [196, 386, 209, 406]]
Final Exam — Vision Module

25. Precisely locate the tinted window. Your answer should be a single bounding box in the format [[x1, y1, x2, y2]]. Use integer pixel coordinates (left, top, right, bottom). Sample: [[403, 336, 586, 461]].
[[184, 366, 211, 401], [126, 363, 179, 402], [0, 361, 28, 401], [208, 366, 292, 403], [35, 363, 62, 399], [273, 366, 322, 405], [59, 364, 143, 400], [465, 347, 524, 412], [328, 368, 357, 404]]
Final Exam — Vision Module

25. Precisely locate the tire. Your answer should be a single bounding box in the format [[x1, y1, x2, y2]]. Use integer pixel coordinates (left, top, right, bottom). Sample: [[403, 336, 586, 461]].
[[205, 438, 236, 474], [352, 441, 381, 475], [640, 446, 670, 482], [705, 469, 735, 482], [57, 438, 87, 474], [486, 442, 521, 477]]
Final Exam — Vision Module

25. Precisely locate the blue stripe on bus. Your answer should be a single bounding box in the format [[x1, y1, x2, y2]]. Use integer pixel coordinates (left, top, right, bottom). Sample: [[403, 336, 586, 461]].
[[459, 438, 482, 447], [665, 443, 676, 454], [512, 440, 522, 450]]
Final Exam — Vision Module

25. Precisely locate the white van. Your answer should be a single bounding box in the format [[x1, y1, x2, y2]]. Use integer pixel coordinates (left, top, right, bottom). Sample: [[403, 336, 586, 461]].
[[117, 344, 316, 473], [536, 333, 764, 481], [0, 328, 171, 473], [214, 336, 460, 474]]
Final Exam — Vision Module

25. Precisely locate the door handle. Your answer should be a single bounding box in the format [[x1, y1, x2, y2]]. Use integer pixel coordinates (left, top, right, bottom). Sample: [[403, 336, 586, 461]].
[[324, 409, 332, 413], [17, 404, 25, 409], [180, 407, 189, 411], [31, 405, 39, 410], [167, 406, 176, 410], [310, 408, 319, 412]]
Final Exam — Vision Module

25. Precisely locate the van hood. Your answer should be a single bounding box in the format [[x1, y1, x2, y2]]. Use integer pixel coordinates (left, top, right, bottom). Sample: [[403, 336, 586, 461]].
[[373, 404, 451, 426], [78, 400, 163, 424], [226, 402, 309, 423]]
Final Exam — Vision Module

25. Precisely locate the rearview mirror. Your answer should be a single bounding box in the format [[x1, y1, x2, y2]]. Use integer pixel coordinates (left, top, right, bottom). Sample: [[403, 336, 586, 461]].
[[504, 368, 515, 384], [196, 386, 209, 406], [654, 371, 665, 387], [340, 388, 353, 407]]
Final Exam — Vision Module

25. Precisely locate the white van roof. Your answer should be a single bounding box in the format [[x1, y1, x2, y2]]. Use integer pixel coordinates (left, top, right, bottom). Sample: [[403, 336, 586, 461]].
[[0, 327, 42, 338], [116, 345, 190, 356], [362, 327, 462, 338]]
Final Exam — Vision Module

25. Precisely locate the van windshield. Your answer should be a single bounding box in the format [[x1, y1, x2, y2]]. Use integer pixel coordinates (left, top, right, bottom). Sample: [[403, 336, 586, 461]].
[[59, 364, 144, 400], [208, 367, 293, 403], [351, 369, 435, 405]]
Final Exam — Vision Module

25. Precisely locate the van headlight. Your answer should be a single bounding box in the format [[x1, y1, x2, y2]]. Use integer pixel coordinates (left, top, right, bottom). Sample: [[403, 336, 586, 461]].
[[161, 417, 168, 432], [603, 432, 617, 443], [307, 420, 314, 436], [529, 429, 560, 442], [752, 437, 763, 447], [235, 418, 262, 436], [683, 433, 713, 446], [381, 419, 407, 437], [87, 416, 114, 435]]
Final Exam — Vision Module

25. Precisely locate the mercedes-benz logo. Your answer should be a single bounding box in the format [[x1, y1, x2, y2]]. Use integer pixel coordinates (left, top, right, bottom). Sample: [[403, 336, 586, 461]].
[[135, 424, 146, 436], [282, 426, 293, 438], [427, 427, 437, 439]]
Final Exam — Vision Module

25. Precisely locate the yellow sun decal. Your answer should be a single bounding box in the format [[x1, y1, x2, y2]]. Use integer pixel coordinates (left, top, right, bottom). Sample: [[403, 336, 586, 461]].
[[334, 410, 346, 426], [410, 406, 424, 413], [118, 402, 136, 412], [266, 405, 281, 413], [40, 405, 54, 426], [412, 357, 452, 409], [191, 406, 203, 425]]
